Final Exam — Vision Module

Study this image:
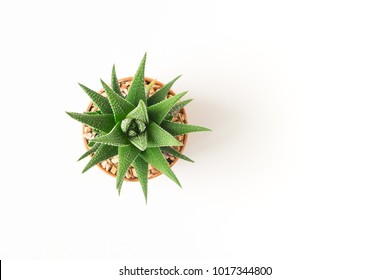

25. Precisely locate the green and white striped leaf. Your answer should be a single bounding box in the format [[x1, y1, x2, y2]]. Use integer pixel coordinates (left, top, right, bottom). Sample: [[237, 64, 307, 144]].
[[66, 112, 116, 133], [90, 123, 131, 146], [147, 92, 187, 125], [101, 79, 134, 122], [133, 157, 149, 202], [111, 64, 123, 98], [169, 99, 192, 115], [116, 144, 141, 194], [147, 75, 181, 106], [129, 131, 147, 151], [140, 148, 181, 187], [164, 99, 192, 121], [160, 121, 211, 136], [78, 143, 101, 161], [127, 53, 147, 106], [78, 83, 113, 114], [161, 146, 194, 163], [82, 144, 118, 173], [147, 122, 182, 148]]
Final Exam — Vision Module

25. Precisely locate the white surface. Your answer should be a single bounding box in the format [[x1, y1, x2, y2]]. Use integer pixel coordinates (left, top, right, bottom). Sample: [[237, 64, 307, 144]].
[[1, 0, 390, 279]]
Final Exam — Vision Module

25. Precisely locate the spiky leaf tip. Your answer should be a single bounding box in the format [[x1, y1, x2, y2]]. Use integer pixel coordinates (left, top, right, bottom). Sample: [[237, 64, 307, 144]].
[[161, 146, 194, 163], [169, 99, 193, 115], [66, 112, 116, 133], [147, 75, 182, 106], [78, 143, 101, 161], [140, 147, 181, 187], [147, 91, 188, 125], [127, 53, 147, 106], [100, 79, 134, 122], [133, 157, 149, 203], [82, 144, 118, 173], [78, 83, 113, 114], [117, 144, 141, 194], [160, 121, 211, 136], [111, 64, 123, 98]]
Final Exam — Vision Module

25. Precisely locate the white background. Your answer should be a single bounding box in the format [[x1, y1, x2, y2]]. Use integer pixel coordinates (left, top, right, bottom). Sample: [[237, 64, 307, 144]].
[[1, 0, 389, 279]]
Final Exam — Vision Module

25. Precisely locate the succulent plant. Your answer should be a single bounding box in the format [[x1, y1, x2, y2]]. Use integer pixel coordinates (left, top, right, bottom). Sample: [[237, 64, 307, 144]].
[[66, 53, 210, 201]]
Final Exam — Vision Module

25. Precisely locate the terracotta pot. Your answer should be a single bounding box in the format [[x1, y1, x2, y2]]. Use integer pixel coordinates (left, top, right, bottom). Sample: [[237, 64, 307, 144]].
[[82, 76, 188, 182]]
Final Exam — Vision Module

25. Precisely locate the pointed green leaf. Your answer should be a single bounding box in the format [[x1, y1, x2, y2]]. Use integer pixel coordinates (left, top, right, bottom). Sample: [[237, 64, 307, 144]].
[[127, 53, 147, 105], [169, 99, 193, 115], [147, 75, 181, 106], [160, 121, 211, 136], [147, 122, 182, 148], [125, 100, 148, 123], [129, 131, 147, 151], [111, 64, 123, 98], [78, 83, 113, 114], [116, 144, 141, 194], [147, 92, 187, 125], [66, 112, 115, 133], [133, 157, 149, 202], [78, 143, 101, 161], [161, 146, 194, 163], [140, 148, 181, 187], [101, 79, 134, 122], [90, 123, 131, 146], [82, 144, 118, 173]]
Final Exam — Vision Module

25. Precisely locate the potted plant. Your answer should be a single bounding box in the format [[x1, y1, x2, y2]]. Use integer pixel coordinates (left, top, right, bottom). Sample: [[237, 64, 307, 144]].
[[66, 53, 210, 201]]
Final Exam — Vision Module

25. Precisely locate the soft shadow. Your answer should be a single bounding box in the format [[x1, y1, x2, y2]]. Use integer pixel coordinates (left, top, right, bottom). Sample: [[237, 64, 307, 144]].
[[184, 97, 237, 156]]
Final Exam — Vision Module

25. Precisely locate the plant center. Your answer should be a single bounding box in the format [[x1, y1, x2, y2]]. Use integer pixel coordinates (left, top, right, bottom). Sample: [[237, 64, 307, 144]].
[[121, 118, 146, 138]]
